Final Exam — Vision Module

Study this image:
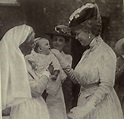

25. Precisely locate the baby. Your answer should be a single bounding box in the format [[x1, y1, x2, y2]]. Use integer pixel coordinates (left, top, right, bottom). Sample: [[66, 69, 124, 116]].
[[26, 37, 60, 81]]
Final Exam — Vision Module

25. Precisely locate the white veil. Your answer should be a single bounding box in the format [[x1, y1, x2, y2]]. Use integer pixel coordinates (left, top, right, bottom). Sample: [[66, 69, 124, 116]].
[[0, 24, 33, 110]]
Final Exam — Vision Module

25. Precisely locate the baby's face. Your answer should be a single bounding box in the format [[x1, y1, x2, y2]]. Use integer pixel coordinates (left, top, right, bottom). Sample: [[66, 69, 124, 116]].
[[38, 39, 51, 55]]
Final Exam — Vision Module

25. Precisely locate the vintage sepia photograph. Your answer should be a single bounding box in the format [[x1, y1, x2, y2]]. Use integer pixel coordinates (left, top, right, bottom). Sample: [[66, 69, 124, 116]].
[[1, 0, 124, 119]]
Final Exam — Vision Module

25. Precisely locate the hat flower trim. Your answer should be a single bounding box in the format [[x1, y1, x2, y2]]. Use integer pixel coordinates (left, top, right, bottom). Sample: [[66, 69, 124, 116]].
[[55, 26, 71, 35], [69, 3, 95, 24]]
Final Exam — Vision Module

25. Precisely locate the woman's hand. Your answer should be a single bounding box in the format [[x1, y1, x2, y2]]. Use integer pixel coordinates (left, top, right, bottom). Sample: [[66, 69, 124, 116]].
[[68, 102, 95, 119], [51, 49, 62, 60], [68, 106, 83, 119], [51, 49, 69, 69]]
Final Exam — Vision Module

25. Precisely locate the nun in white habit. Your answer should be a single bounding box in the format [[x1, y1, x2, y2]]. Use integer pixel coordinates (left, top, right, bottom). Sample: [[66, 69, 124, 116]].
[[0, 24, 50, 119]]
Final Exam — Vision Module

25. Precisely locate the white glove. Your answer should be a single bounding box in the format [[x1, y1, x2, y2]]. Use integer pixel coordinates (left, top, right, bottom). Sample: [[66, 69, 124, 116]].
[[51, 49, 62, 60], [51, 49, 69, 69], [68, 101, 95, 119]]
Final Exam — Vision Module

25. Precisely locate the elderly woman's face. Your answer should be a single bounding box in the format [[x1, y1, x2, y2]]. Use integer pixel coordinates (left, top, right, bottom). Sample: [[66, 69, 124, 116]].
[[20, 32, 35, 55], [52, 35, 66, 52], [75, 29, 91, 46], [26, 32, 35, 49], [26, 32, 35, 54]]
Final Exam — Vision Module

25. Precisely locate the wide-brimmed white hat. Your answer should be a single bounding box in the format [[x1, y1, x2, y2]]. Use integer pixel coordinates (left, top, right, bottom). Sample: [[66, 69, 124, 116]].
[[115, 38, 124, 55], [45, 25, 74, 38]]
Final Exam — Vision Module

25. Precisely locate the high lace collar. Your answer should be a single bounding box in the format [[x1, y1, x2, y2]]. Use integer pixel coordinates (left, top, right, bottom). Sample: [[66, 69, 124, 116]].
[[89, 35, 103, 51], [122, 55, 124, 59]]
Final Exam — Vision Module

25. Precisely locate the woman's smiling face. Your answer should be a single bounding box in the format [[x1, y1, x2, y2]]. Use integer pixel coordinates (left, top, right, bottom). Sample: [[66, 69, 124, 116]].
[[52, 35, 66, 52], [75, 29, 91, 46]]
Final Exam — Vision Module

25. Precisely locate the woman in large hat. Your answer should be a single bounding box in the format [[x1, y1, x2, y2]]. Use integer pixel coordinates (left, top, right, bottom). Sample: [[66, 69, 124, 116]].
[[46, 25, 73, 119], [52, 2, 123, 119], [46, 25, 73, 67], [115, 38, 124, 114]]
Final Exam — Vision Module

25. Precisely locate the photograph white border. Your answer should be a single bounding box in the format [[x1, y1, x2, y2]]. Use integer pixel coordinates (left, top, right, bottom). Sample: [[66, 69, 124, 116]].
[[0, 0, 20, 6]]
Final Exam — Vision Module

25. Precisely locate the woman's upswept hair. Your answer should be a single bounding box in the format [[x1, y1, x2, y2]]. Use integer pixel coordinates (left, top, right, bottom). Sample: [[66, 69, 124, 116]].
[[72, 18, 102, 37]]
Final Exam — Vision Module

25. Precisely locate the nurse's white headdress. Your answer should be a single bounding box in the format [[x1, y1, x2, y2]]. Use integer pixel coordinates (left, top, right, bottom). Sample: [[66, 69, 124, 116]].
[[0, 24, 33, 109]]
